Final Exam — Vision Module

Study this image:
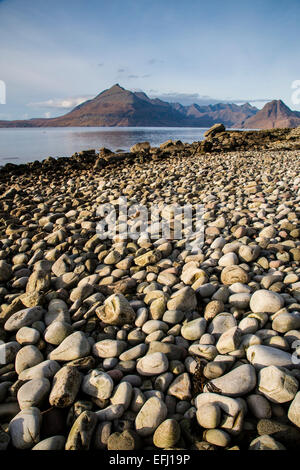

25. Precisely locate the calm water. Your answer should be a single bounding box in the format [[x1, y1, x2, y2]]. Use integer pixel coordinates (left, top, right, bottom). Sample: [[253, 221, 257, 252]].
[[0, 127, 208, 165]]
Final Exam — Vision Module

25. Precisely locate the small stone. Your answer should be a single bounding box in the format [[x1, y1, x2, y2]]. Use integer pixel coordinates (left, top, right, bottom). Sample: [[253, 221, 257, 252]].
[[258, 365, 298, 404], [216, 326, 242, 354], [288, 392, 300, 428], [65, 411, 97, 450], [218, 252, 239, 266], [153, 419, 181, 448], [95, 404, 125, 421], [15, 345, 44, 374], [45, 299, 70, 325], [135, 397, 168, 436], [203, 429, 231, 447], [0, 260, 12, 282], [272, 311, 300, 333], [196, 403, 221, 429], [4, 307, 45, 332], [111, 382, 132, 410], [207, 313, 237, 338], [16, 327, 40, 345], [228, 293, 250, 309], [137, 352, 169, 376], [167, 287, 197, 312], [19, 360, 60, 381], [32, 435, 66, 450], [246, 394, 272, 419], [134, 250, 162, 267], [82, 369, 114, 400], [49, 331, 91, 361], [250, 290, 284, 314], [181, 318, 207, 341], [167, 373, 192, 400], [9, 407, 42, 449], [96, 294, 136, 326], [107, 429, 141, 450], [26, 270, 51, 294], [221, 266, 249, 285], [247, 345, 293, 370], [49, 366, 82, 407], [17, 378, 50, 409], [238, 245, 260, 262], [0, 341, 21, 365], [249, 435, 285, 450], [204, 300, 224, 321], [93, 339, 127, 358], [195, 393, 244, 435], [44, 321, 73, 345], [205, 364, 256, 397]]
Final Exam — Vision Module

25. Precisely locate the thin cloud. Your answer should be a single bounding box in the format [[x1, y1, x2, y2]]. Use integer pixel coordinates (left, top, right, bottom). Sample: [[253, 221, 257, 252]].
[[97, 63, 104, 67], [148, 59, 164, 65], [27, 95, 94, 109], [117, 68, 125, 73], [148, 91, 271, 106]]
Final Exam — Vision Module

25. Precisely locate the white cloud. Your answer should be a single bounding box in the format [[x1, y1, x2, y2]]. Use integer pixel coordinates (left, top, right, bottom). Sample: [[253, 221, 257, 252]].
[[27, 95, 94, 110]]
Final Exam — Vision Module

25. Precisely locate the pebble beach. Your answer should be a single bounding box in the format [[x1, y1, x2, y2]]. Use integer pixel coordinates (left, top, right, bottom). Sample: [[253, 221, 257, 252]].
[[0, 131, 300, 451]]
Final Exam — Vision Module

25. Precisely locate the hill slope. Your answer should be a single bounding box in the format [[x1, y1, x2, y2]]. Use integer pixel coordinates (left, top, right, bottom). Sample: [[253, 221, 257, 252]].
[[242, 100, 300, 129]]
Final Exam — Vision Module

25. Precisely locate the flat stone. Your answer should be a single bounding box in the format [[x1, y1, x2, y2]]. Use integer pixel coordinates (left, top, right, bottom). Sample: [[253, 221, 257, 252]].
[[247, 345, 293, 370], [93, 339, 127, 358], [49, 331, 91, 361], [4, 307, 45, 332], [19, 360, 60, 380], [249, 435, 286, 450], [205, 364, 256, 397]]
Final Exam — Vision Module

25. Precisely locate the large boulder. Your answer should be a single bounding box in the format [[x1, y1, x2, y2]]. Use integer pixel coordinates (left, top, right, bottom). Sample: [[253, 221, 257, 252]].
[[204, 123, 225, 138]]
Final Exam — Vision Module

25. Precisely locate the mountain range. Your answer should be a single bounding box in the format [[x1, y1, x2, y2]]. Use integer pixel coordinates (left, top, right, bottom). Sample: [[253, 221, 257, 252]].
[[0, 84, 300, 129]]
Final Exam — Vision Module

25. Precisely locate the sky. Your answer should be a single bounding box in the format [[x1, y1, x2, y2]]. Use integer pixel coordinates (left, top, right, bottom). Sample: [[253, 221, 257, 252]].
[[0, 0, 300, 120]]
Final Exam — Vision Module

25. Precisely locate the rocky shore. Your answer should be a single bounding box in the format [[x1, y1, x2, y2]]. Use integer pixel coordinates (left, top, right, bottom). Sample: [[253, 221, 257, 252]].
[[0, 127, 299, 450]]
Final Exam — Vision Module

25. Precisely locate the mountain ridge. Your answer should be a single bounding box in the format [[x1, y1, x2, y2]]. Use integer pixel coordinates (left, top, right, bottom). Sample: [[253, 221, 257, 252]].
[[0, 84, 299, 129]]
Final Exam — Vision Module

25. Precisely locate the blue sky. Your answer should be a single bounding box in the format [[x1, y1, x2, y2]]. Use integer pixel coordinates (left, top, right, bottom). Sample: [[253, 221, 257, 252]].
[[0, 0, 300, 120]]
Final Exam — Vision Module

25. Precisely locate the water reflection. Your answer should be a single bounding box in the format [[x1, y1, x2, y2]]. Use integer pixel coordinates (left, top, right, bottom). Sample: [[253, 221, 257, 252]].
[[0, 127, 208, 164]]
